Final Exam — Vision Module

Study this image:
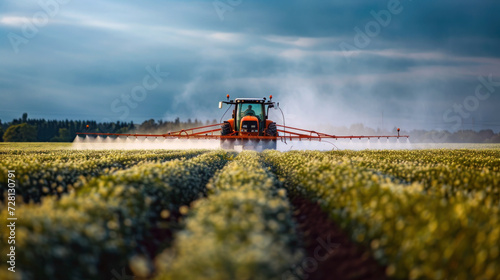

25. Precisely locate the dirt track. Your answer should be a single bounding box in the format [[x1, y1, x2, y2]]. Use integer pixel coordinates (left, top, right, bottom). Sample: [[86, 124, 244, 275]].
[[290, 196, 388, 280]]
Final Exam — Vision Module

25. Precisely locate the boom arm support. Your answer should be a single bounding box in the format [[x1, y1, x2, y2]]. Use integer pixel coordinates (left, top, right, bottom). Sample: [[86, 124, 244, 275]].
[[276, 125, 409, 141], [77, 123, 409, 141]]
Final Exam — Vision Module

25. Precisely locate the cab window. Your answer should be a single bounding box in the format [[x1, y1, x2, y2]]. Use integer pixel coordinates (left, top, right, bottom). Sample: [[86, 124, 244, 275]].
[[236, 103, 264, 131], [239, 104, 263, 119]]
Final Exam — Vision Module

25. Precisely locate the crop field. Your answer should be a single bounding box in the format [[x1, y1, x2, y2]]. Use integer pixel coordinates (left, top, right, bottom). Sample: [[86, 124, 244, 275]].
[[1, 143, 500, 280]]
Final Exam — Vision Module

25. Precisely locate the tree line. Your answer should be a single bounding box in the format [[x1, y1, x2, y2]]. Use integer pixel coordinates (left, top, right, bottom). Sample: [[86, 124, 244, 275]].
[[0, 113, 217, 142]]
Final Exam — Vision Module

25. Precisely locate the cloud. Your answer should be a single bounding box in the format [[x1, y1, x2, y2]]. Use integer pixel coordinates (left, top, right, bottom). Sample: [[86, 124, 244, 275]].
[[0, 16, 29, 27], [0, 0, 499, 132]]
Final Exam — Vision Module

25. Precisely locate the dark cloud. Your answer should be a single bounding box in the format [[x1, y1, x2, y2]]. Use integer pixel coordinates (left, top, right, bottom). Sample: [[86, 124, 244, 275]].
[[0, 0, 499, 132]]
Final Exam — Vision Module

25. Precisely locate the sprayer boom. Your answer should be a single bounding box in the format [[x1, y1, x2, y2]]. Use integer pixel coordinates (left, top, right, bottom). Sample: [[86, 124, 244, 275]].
[[76, 123, 409, 144], [76, 95, 409, 150]]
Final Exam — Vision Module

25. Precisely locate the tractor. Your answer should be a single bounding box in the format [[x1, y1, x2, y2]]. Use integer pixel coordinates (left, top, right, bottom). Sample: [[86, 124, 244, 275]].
[[218, 95, 278, 150]]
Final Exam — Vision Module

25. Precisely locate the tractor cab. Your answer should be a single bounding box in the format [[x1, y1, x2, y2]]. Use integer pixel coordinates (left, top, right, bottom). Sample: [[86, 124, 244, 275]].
[[219, 95, 278, 150], [235, 99, 266, 136]]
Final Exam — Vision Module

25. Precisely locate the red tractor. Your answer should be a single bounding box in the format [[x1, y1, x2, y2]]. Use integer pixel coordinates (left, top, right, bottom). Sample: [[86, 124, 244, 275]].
[[218, 95, 278, 150]]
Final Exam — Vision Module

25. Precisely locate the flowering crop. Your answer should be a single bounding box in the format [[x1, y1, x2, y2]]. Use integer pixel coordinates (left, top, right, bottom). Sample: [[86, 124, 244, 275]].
[[155, 151, 303, 280], [264, 150, 500, 280], [0, 151, 230, 280], [1, 145, 499, 280], [328, 150, 500, 206], [0, 150, 205, 203]]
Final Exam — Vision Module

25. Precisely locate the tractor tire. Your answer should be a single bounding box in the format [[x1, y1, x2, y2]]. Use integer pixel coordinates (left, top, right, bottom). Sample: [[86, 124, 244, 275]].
[[266, 122, 278, 137], [221, 121, 232, 136]]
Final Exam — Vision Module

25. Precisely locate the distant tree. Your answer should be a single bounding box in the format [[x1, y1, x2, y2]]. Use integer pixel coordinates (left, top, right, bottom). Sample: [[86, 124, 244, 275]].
[[426, 130, 452, 143], [478, 129, 495, 141], [51, 128, 72, 142], [488, 134, 500, 143], [22, 113, 28, 123], [3, 123, 38, 142], [139, 119, 157, 131], [0, 126, 4, 142], [453, 130, 483, 143], [116, 127, 130, 134]]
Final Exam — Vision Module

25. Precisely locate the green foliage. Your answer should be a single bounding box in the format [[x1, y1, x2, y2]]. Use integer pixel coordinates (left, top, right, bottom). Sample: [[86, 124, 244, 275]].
[[156, 151, 303, 280], [0, 150, 206, 203], [1, 147, 500, 280], [3, 123, 37, 142], [50, 128, 72, 142], [334, 149, 500, 205], [0, 150, 230, 280], [0, 126, 4, 142], [264, 150, 500, 280]]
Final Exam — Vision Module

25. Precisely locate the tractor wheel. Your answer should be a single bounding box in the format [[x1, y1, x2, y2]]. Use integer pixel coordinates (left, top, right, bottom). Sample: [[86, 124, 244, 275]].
[[266, 122, 278, 137], [221, 121, 232, 136]]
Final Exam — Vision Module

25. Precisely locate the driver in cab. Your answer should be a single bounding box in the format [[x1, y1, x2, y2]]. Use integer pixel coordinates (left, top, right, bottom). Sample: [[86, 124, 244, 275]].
[[243, 105, 256, 116]]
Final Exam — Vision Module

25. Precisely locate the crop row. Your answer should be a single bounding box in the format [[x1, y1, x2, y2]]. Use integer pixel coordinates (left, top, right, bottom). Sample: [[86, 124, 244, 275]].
[[0, 143, 73, 153], [0, 149, 175, 164], [264, 150, 500, 280], [0, 150, 205, 203], [155, 151, 303, 280], [328, 150, 500, 206], [0, 151, 230, 280], [332, 149, 500, 170]]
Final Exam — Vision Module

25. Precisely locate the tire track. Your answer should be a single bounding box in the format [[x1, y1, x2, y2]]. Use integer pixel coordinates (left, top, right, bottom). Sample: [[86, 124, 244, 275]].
[[289, 195, 388, 280]]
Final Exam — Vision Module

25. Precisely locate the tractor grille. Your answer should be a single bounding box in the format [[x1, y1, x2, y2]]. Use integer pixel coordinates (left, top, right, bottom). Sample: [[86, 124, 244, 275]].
[[241, 121, 258, 133]]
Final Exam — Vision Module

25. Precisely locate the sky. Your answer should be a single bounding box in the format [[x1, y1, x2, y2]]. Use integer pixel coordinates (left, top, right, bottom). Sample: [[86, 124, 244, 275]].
[[1, 0, 499, 132]]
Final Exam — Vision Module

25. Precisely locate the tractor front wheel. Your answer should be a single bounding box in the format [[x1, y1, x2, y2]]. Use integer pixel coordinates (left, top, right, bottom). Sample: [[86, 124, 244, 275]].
[[266, 122, 278, 137], [221, 121, 232, 135]]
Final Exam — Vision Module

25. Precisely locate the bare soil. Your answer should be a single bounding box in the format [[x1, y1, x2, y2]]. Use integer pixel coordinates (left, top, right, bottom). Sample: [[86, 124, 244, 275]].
[[290, 196, 389, 280]]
